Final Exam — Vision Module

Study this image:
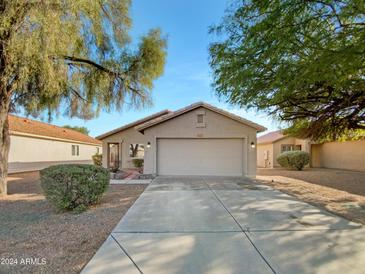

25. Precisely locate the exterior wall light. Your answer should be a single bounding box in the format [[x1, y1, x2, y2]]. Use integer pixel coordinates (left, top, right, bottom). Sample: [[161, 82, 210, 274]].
[[146, 142, 151, 148], [251, 141, 255, 148]]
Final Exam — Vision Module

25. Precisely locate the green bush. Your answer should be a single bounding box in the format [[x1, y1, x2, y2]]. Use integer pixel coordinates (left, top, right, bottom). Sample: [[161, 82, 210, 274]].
[[132, 159, 144, 168], [92, 153, 102, 166], [40, 164, 110, 213], [277, 151, 310, 170]]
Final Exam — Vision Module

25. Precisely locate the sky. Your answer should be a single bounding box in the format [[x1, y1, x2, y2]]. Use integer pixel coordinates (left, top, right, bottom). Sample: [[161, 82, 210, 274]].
[[39, 0, 281, 137]]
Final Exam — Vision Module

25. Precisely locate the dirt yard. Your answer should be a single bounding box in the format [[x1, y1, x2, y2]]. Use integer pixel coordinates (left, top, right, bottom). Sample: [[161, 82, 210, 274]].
[[257, 168, 365, 225], [0, 172, 147, 274]]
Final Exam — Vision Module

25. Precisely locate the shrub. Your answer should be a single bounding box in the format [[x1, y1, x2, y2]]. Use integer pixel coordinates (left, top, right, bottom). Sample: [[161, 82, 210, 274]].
[[277, 151, 310, 170], [276, 152, 291, 168], [109, 166, 119, 173], [132, 159, 144, 168], [92, 153, 102, 166], [40, 164, 110, 213]]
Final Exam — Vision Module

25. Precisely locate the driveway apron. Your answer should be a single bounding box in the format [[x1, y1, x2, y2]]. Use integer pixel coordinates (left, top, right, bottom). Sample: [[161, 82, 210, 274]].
[[82, 176, 365, 274]]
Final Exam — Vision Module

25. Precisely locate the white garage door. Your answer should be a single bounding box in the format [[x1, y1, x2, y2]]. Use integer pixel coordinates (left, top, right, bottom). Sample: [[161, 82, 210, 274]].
[[157, 138, 244, 176]]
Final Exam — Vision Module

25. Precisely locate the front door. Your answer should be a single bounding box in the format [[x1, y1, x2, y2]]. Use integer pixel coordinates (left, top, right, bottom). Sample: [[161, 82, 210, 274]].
[[108, 143, 120, 169]]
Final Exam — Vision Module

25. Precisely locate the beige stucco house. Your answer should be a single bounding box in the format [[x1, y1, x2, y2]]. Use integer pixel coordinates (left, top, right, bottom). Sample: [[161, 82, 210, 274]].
[[8, 115, 102, 173], [257, 130, 311, 168], [97, 102, 266, 177]]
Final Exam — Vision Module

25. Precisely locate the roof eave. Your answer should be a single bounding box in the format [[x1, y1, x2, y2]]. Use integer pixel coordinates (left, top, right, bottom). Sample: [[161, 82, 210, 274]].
[[137, 102, 267, 133], [10, 130, 102, 146], [96, 109, 171, 140]]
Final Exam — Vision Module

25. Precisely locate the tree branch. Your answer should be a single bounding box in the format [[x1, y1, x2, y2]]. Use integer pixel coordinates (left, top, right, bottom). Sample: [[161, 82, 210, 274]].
[[68, 86, 87, 102], [60, 55, 119, 77], [56, 55, 147, 100]]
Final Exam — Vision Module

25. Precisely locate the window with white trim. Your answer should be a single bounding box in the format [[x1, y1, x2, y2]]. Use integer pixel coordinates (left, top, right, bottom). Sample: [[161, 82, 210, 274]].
[[281, 144, 301, 153]]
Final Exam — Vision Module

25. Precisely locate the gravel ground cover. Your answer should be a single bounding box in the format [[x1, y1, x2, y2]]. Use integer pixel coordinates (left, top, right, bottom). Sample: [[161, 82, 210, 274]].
[[0, 171, 147, 274], [257, 168, 365, 225]]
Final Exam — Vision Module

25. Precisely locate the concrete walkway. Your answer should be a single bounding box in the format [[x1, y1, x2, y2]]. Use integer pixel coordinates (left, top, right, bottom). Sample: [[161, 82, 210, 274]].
[[82, 176, 365, 274], [110, 179, 152, 185]]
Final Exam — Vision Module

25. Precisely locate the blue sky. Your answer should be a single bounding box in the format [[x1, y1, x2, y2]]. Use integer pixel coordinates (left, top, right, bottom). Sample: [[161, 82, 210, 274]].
[[44, 0, 280, 137]]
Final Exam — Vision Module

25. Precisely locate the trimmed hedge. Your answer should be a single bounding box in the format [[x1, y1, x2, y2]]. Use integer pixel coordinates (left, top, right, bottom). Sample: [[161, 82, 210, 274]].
[[40, 164, 110, 213], [277, 151, 310, 170], [132, 159, 144, 168]]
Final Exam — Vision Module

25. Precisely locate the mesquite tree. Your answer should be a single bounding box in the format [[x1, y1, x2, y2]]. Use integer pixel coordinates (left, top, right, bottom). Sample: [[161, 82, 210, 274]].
[[0, 0, 167, 195], [209, 0, 365, 141]]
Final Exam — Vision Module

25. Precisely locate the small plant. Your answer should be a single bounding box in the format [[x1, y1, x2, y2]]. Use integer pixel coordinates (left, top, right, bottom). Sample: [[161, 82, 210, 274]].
[[132, 159, 144, 168], [109, 167, 119, 173], [40, 164, 110, 213], [92, 153, 102, 166], [277, 151, 310, 170]]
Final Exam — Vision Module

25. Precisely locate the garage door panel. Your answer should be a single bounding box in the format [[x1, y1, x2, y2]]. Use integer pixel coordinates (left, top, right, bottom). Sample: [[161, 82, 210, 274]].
[[157, 138, 244, 176]]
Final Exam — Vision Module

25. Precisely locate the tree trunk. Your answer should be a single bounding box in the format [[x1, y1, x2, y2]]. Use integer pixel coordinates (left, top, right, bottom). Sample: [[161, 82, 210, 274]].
[[0, 1, 12, 196], [0, 94, 10, 196]]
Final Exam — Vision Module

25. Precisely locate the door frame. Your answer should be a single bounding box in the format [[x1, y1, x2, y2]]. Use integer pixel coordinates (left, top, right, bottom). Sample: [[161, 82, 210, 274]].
[[107, 142, 120, 169]]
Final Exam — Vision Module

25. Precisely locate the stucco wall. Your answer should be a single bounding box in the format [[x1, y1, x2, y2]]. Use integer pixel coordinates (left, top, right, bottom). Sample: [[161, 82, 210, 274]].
[[9, 134, 101, 163], [101, 127, 148, 168], [142, 107, 258, 177], [257, 143, 273, 168], [311, 140, 365, 171]]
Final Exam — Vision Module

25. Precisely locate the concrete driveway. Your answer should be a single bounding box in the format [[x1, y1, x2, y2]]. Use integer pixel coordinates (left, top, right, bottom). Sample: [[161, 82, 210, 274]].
[[82, 176, 365, 274]]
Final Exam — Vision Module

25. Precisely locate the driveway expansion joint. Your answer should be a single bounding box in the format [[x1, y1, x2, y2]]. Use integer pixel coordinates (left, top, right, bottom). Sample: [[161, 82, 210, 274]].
[[110, 234, 144, 274], [204, 179, 278, 274]]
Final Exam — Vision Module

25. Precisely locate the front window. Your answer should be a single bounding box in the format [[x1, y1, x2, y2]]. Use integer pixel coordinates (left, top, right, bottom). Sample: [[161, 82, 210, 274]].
[[129, 144, 145, 158], [72, 145, 79, 156], [281, 144, 301, 153]]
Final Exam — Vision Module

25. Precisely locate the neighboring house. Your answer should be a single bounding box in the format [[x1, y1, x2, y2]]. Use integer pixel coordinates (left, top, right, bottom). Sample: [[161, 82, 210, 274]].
[[257, 130, 311, 168], [97, 102, 266, 177], [8, 115, 102, 174]]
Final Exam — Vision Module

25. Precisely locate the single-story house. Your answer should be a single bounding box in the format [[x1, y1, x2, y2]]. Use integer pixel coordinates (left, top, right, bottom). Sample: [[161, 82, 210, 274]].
[[96, 102, 266, 177], [8, 115, 102, 173], [257, 130, 311, 168]]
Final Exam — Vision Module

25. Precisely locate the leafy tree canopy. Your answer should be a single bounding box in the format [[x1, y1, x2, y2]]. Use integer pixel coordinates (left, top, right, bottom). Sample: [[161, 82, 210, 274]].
[[209, 0, 365, 141], [62, 125, 89, 135], [0, 0, 167, 195], [1, 0, 167, 119]]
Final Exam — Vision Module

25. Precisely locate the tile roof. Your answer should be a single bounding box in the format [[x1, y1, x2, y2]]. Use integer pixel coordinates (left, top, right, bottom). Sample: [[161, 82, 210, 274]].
[[137, 101, 267, 133], [257, 130, 286, 144], [9, 115, 101, 145], [96, 109, 172, 140]]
